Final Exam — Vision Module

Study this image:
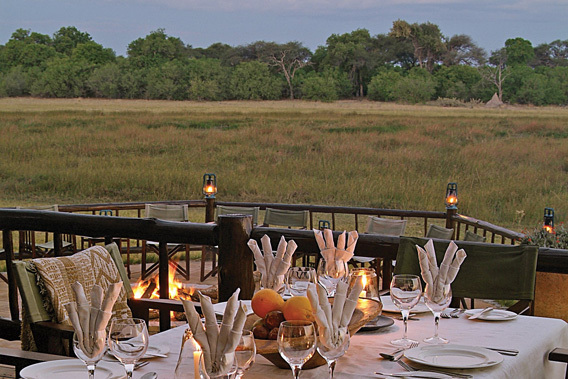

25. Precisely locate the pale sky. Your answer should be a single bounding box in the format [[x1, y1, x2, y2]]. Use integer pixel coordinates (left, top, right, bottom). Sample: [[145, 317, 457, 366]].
[[1, 0, 567, 57]]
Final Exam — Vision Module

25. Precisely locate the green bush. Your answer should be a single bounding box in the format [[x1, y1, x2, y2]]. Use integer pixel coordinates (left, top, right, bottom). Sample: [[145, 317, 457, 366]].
[[229, 61, 283, 100], [522, 223, 568, 249], [368, 70, 402, 101]]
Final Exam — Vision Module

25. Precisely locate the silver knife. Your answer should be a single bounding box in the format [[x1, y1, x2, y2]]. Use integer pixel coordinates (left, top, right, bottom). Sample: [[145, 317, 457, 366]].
[[375, 372, 453, 378], [468, 306, 494, 319]]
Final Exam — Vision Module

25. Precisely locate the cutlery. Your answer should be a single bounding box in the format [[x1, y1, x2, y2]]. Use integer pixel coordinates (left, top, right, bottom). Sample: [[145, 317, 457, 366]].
[[398, 362, 473, 379], [135, 361, 149, 369], [467, 307, 494, 319], [450, 309, 463, 318], [395, 314, 420, 321], [375, 371, 453, 378], [379, 342, 419, 360], [144, 352, 168, 358], [482, 347, 519, 356]]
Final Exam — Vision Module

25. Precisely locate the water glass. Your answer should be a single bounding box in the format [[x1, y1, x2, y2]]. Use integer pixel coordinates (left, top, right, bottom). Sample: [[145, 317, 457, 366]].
[[390, 274, 422, 348], [317, 332, 350, 379], [316, 259, 349, 297], [73, 332, 106, 379], [277, 320, 317, 379], [108, 318, 149, 379], [235, 330, 256, 378], [286, 267, 317, 297], [424, 283, 452, 344], [198, 352, 237, 379]]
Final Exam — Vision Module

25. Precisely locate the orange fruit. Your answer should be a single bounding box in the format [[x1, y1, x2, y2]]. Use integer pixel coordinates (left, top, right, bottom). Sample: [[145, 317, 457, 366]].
[[282, 296, 314, 322], [251, 289, 285, 318]]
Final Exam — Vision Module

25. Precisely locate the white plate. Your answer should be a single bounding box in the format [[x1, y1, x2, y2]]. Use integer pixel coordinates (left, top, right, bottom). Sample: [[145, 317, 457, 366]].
[[464, 309, 517, 321], [404, 344, 503, 369], [20, 359, 125, 379], [105, 343, 169, 361], [380, 296, 430, 314], [213, 300, 254, 316]]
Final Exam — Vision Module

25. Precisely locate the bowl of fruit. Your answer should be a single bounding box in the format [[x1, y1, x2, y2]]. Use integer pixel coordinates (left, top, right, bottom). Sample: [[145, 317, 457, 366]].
[[245, 288, 382, 369]]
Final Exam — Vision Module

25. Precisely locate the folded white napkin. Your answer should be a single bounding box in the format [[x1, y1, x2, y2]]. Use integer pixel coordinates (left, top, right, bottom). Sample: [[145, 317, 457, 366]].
[[247, 235, 296, 292], [182, 289, 247, 378], [314, 229, 358, 278], [417, 239, 467, 302], [63, 281, 123, 358], [306, 279, 363, 349]]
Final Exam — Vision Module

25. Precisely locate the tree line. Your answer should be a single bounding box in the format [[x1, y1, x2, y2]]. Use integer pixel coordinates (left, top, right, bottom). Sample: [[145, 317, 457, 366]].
[[0, 23, 567, 105]]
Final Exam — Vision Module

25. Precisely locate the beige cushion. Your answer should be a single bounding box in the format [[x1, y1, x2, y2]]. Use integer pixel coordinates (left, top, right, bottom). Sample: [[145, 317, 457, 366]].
[[464, 230, 486, 242], [426, 224, 454, 240], [365, 216, 408, 236], [32, 245, 132, 325]]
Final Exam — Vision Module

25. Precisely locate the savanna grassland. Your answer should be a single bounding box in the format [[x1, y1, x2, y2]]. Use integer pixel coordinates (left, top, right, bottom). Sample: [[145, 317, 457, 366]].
[[1, 98, 567, 232]]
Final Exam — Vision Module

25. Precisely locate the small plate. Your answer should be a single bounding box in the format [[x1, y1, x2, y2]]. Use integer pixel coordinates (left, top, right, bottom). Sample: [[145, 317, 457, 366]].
[[380, 296, 430, 314], [464, 309, 517, 321], [213, 300, 254, 316], [404, 344, 503, 369], [20, 359, 124, 379], [359, 315, 394, 331]]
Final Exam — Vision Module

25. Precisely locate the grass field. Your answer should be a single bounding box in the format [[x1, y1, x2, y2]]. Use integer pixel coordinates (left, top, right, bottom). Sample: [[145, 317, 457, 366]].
[[1, 98, 567, 232]]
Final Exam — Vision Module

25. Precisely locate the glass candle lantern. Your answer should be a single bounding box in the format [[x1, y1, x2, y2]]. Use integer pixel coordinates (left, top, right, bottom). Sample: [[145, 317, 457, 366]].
[[349, 268, 378, 298]]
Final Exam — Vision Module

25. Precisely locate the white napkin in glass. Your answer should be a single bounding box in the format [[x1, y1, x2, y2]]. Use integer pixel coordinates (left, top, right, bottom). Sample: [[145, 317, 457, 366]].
[[182, 289, 246, 378], [314, 229, 358, 279], [247, 235, 296, 292], [307, 279, 363, 349], [63, 281, 123, 358], [417, 239, 467, 302]]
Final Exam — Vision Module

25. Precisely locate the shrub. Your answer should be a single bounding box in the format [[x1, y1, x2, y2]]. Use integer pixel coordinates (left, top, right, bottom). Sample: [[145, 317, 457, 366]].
[[521, 223, 568, 249]]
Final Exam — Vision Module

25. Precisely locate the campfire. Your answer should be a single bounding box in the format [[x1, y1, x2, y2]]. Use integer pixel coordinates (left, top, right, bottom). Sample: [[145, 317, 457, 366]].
[[132, 262, 195, 301]]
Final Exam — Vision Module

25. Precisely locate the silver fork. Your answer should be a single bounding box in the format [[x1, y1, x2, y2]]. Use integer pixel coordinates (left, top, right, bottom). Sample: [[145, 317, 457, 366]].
[[440, 311, 451, 318], [379, 342, 419, 360], [450, 308, 464, 318], [397, 360, 473, 378]]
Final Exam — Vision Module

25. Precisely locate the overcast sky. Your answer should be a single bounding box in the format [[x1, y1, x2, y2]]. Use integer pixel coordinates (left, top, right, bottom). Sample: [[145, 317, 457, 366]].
[[2, 0, 567, 57]]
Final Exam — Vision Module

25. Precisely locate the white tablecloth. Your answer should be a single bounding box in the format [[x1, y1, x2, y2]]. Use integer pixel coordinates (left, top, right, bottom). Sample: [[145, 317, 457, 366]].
[[137, 310, 568, 379]]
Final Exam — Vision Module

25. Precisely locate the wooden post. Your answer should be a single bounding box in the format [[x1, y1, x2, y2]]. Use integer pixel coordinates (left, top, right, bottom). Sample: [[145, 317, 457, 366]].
[[446, 208, 457, 239], [217, 214, 253, 302], [3, 230, 19, 321], [158, 241, 170, 331], [205, 197, 216, 223], [53, 233, 62, 256]]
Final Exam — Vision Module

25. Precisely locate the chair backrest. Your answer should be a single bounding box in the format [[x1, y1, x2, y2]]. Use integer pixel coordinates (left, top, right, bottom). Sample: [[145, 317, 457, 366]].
[[394, 237, 538, 303], [426, 224, 454, 239], [216, 205, 260, 225], [29, 205, 59, 212], [366, 216, 407, 236], [463, 230, 486, 243], [145, 204, 188, 222], [262, 208, 309, 229]]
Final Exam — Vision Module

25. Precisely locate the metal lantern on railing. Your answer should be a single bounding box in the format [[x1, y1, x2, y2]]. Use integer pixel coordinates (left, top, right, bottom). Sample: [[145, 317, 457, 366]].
[[543, 207, 555, 233], [202, 173, 217, 199], [318, 220, 331, 230], [445, 182, 458, 210]]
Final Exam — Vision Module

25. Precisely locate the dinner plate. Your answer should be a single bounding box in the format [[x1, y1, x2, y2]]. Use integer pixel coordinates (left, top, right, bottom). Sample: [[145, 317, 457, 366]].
[[213, 300, 254, 316], [20, 359, 125, 379], [105, 343, 169, 361], [464, 309, 518, 321], [380, 295, 430, 314], [359, 315, 395, 331], [404, 344, 503, 369]]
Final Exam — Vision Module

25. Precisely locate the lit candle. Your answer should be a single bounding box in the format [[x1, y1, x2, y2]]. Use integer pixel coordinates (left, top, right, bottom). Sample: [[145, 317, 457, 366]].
[[193, 340, 202, 378], [361, 275, 368, 298]]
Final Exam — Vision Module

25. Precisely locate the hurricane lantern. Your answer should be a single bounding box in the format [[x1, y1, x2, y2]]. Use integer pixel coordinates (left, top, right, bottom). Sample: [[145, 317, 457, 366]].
[[543, 207, 555, 233], [318, 220, 331, 230], [445, 182, 458, 210], [202, 173, 217, 198], [349, 268, 378, 299]]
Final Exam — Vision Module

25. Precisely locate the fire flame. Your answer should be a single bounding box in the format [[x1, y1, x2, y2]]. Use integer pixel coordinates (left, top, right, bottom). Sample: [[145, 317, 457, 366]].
[[132, 262, 194, 300]]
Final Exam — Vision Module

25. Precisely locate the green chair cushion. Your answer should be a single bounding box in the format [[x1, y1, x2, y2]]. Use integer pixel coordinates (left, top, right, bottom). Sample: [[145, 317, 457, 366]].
[[464, 230, 486, 243], [394, 237, 538, 301], [426, 224, 454, 239]]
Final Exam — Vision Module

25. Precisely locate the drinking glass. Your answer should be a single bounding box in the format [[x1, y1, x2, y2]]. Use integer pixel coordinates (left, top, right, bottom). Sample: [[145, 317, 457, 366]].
[[73, 332, 106, 379], [286, 267, 317, 297], [316, 260, 349, 297], [316, 332, 350, 379], [108, 318, 149, 379], [423, 283, 452, 344], [198, 352, 238, 379], [390, 274, 422, 347], [277, 320, 317, 379], [235, 330, 256, 378]]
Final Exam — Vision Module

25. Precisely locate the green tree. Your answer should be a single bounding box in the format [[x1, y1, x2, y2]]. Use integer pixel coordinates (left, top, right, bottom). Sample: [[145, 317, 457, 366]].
[[0, 29, 57, 71], [299, 68, 350, 101], [391, 67, 436, 103], [367, 69, 403, 101], [145, 60, 189, 100], [0, 66, 31, 96], [505, 38, 534, 66], [443, 34, 486, 66], [229, 61, 282, 100], [127, 29, 186, 68], [187, 58, 229, 101], [52, 26, 92, 55], [434, 65, 482, 100], [72, 42, 116, 65], [533, 40, 568, 68], [87, 63, 122, 98], [390, 20, 446, 72], [31, 57, 92, 97]]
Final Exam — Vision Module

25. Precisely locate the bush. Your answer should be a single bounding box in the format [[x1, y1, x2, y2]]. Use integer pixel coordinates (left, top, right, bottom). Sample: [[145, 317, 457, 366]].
[[368, 70, 402, 101], [300, 74, 339, 101], [0, 66, 30, 96], [392, 69, 436, 103], [229, 61, 282, 100], [522, 223, 568, 249]]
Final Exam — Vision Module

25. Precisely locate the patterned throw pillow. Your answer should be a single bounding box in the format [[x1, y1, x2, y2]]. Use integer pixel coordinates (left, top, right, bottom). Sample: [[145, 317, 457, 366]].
[[32, 245, 132, 325]]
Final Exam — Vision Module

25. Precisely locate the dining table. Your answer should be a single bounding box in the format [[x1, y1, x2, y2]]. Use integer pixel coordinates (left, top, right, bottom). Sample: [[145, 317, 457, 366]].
[[132, 300, 568, 379]]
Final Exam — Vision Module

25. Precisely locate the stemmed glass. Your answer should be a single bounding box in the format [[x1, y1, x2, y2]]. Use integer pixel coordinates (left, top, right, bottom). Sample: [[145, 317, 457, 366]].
[[198, 353, 238, 379], [108, 318, 149, 379], [390, 274, 422, 348], [316, 260, 349, 297], [235, 330, 256, 378], [73, 332, 106, 379], [316, 332, 350, 379], [423, 283, 452, 344], [277, 320, 317, 379], [286, 267, 317, 297]]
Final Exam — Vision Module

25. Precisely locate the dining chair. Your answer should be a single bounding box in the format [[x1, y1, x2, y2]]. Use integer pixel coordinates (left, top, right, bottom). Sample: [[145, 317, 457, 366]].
[[351, 216, 408, 272], [394, 236, 538, 314], [261, 208, 311, 266], [200, 205, 261, 281], [142, 204, 193, 280], [425, 224, 454, 240]]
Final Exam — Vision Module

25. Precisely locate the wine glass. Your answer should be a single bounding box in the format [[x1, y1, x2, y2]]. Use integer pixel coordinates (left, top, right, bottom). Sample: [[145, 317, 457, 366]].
[[108, 318, 149, 379], [235, 330, 256, 378], [317, 331, 350, 379], [390, 274, 422, 348], [286, 267, 317, 297], [73, 332, 106, 379], [423, 283, 452, 344], [316, 259, 349, 297], [198, 352, 238, 379], [277, 320, 317, 379]]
